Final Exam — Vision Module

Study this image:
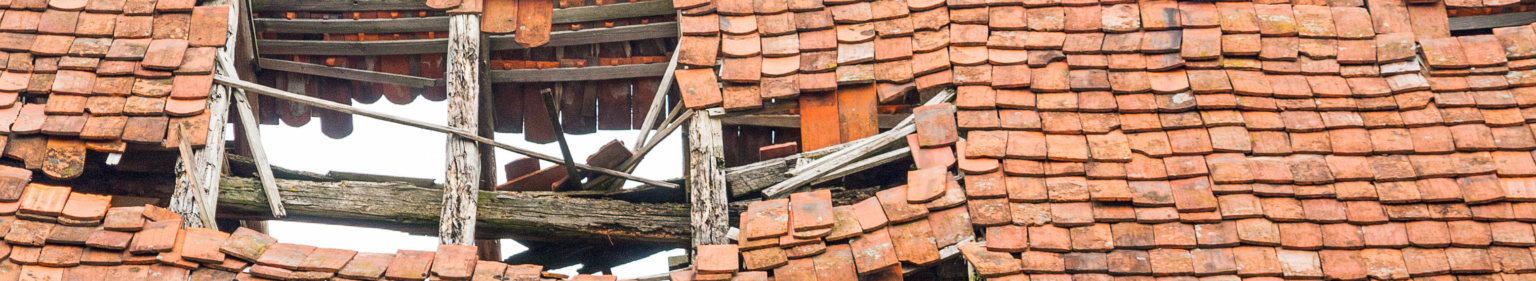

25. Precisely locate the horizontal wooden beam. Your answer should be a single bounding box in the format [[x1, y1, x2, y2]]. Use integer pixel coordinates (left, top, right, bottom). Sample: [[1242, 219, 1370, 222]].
[[258, 22, 677, 55], [722, 113, 910, 129], [552, 0, 675, 24], [250, 0, 431, 11], [488, 63, 667, 82], [258, 58, 441, 87], [1448, 11, 1536, 31], [253, 1, 674, 33], [214, 176, 694, 243], [253, 17, 451, 34], [259, 38, 448, 56], [488, 22, 677, 50]]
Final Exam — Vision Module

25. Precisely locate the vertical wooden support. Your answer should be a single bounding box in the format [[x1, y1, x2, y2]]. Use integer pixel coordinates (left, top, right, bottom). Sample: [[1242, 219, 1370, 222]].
[[171, 0, 239, 229], [687, 111, 728, 246], [477, 33, 498, 191], [440, 13, 482, 246]]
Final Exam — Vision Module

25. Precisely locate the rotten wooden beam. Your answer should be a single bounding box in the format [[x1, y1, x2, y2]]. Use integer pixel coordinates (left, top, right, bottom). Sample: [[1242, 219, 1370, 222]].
[[209, 176, 693, 243], [687, 111, 728, 246], [170, 0, 240, 229], [441, 13, 483, 246]]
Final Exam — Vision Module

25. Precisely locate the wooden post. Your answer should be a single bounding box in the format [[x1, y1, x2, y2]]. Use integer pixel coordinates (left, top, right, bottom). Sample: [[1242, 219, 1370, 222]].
[[171, 0, 239, 228], [440, 13, 482, 246], [687, 111, 728, 246]]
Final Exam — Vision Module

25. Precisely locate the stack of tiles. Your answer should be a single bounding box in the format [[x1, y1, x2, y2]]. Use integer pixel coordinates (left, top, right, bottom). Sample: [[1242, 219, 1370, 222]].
[[685, 0, 1536, 278], [0, 0, 233, 181], [0, 182, 624, 281]]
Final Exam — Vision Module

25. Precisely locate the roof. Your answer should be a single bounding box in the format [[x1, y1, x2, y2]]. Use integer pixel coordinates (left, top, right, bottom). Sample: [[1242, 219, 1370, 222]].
[[0, 182, 616, 281], [0, 0, 232, 180], [677, 0, 1536, 277]]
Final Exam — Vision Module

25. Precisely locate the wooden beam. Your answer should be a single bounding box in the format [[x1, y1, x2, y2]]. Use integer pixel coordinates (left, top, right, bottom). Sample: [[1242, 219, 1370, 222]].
[[486, 22, 677, 50], [687, 111, 729, 246], [258, 58, 441, 87], [259, 38, 448, 56], [207, 176, 693, 243], [633, 46, 679, 148], [257, 22, 677, 56], [231, 91, 288, 217], [253, 1, 673, 33], [214, 75, 679, 188], [551, 0, 674, 24], [722, 113, 910, 129], [171, 0, 239, 228], [251, 0, 433, 11], [487, 63, 667, 83], [254, 17, 452, 34], [440, 13, 482, 246], [1448, 11, 1536, 31]]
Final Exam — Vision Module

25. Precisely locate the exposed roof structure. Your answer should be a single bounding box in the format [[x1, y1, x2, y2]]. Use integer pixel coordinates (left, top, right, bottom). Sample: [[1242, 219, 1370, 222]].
[[0, 183, 619, 281]]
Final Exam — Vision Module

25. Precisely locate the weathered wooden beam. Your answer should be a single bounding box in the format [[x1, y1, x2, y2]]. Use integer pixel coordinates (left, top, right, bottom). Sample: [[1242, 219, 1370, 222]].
[[258, 58, 441, 88], [441, 13, 482, 246], [231, 91, 287, 217], [722, 114, 909, 129], [486, 22, 677, 50], [171, 0, 240, 228], [1448, 11, 1536, 31], [214, 75, 679, 188], [258, 22, 677, 56], [259, 38, 448, 56], [723, 140, 862, 198], [487, 63, 666, 83], [210, 176, 693, 243], [633, 46, 679, 148], [254, 17, 452, 34], [250, 0, 433, 11], [687, 112, 729, 246], [254, 1, 673, 33], [551, 0, 674, 24]]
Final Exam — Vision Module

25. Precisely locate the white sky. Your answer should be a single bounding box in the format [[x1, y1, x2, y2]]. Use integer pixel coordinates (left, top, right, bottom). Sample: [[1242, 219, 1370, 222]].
[[251, 97, 686, 278]]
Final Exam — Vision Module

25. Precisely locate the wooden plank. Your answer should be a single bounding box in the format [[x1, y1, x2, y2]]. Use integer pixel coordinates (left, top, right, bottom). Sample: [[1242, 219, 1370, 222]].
[[1448, 11, 1536, 31], [326, 171, 436, 187], [798, 91, 840, 151], [722, 114, 908, 129], [687, 111, 728, 246], [259, 22, 677, 56], [253, 17, 451, 34], [194, 176, 694, 243], [250, 0, 433, 11], [258, 58, 441, 88], [550, 0, 673, 24], [252, 1, 669, 33], [230, 91, 287, 218], [487, 63, 668, 82], [259, 38, 448, 56], [441, 13, 482, 246], [837, 84, 878, 142], [488, 22, 677, 50]]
